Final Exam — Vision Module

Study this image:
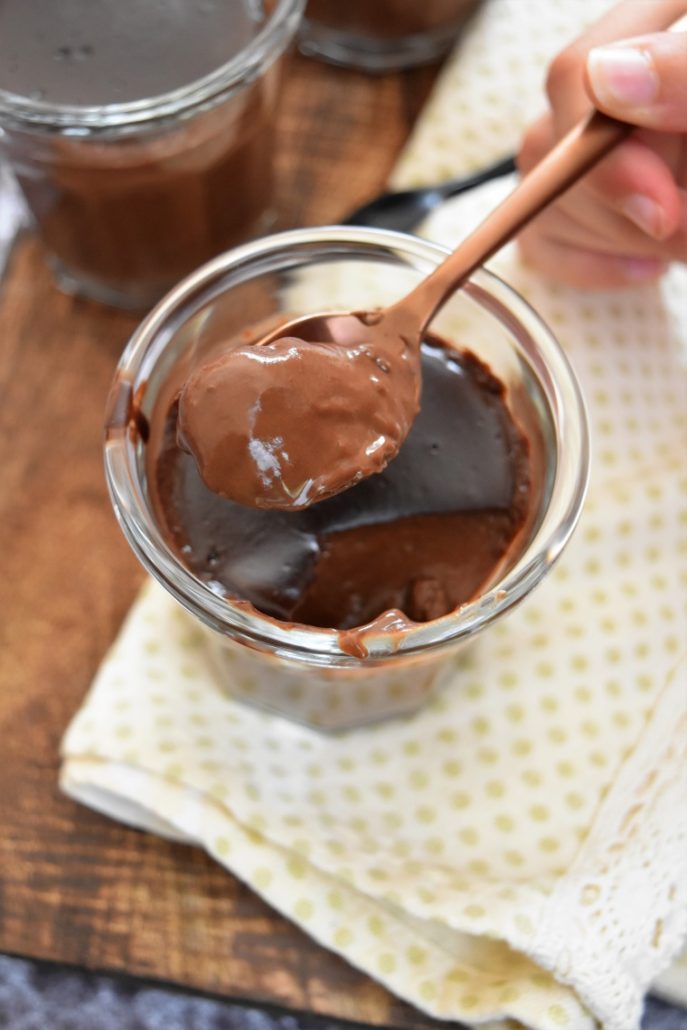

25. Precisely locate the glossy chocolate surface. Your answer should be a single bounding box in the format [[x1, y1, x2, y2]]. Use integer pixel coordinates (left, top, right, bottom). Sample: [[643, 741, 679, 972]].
[[0, 0, 260, 104]]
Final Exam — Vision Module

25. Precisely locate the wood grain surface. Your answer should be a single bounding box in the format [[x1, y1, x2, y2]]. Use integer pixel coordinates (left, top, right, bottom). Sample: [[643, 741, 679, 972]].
[[0, 53, 457, 1027]]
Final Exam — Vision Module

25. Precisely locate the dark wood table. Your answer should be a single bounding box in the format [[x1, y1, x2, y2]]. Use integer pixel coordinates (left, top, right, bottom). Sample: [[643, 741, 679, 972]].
[[0, 52, 447, 1028]]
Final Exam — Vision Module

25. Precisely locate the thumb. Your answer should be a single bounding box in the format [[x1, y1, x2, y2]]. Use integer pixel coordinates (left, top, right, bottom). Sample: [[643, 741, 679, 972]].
[[585, 25, 687, 132]]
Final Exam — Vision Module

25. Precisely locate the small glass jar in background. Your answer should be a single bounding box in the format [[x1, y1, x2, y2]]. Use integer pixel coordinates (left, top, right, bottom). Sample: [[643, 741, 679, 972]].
[[0, 0, 305, 310], [299, 0, 481, 72], [104, 226, 589, 731]]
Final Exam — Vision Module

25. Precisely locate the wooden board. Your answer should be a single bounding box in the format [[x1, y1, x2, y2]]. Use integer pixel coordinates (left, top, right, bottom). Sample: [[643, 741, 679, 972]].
[[0, 53, 457, 1027]]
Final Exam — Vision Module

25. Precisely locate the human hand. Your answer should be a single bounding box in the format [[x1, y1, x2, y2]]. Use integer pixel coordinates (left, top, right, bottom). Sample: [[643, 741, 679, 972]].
[[517, 0, 687, 289]]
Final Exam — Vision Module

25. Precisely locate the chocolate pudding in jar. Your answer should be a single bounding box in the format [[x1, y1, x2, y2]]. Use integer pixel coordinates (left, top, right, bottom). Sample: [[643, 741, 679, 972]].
[[0, 0, 305, 309], [151, 335, 532, 632], [301, 0, 481, 71], [105, 228, 589, 730]]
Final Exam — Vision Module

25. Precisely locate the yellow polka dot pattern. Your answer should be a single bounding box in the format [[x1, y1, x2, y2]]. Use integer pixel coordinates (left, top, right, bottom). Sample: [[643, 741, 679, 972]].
[[60, 2, 687, 1029], [391, 0, 612, 188]]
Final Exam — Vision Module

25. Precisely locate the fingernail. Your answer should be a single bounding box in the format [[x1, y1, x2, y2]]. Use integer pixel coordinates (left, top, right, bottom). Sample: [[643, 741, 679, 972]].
[[621, 194, 667, 239], [622, 257, 665, 282], [587, 45, 658, 107]]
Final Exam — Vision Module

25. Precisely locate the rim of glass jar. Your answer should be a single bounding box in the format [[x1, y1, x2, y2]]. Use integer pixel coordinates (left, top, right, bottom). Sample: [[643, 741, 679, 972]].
[[0, 0, 305, 134], [105, 225, 590, 666]]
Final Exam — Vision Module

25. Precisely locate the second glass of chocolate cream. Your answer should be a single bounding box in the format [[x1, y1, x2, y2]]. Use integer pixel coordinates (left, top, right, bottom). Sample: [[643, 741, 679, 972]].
[[105, 227, 589, 731], [0, 0, 305, 309], [300, 0, 481, 71]]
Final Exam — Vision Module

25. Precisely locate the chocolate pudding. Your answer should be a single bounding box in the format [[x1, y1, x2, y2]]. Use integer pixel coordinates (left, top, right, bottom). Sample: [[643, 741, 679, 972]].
[[0, 0, 292, 307], [148, 333, 531, 631], [305, 0, 479, 40]]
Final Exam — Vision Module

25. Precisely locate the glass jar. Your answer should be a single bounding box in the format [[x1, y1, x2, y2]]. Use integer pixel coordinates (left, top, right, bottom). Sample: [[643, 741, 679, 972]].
[[0, 0, 305, 310], [300, 0, 481, 72], [104, 226, 589, 730]]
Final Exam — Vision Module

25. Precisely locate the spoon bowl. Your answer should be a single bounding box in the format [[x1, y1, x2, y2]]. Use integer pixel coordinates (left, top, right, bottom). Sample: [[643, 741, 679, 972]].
[[177, 305, 422, 509]]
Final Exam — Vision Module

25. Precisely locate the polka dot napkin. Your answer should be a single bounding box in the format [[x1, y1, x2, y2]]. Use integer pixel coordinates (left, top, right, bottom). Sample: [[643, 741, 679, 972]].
[[61, 2, 687, 1028]]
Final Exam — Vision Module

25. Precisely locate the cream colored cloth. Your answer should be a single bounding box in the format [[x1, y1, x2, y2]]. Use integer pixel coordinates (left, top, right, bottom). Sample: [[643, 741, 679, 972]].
[[61, 2, 687, 1028]]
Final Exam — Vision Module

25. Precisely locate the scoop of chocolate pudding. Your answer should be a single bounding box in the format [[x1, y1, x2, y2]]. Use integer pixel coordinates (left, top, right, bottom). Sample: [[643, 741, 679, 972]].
[[149, 332, 531, 630], [176, 315, 421, 511]]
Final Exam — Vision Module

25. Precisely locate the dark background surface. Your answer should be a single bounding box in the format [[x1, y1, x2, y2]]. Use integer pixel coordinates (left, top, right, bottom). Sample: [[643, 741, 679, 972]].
[[1, 956, 686, 1030]]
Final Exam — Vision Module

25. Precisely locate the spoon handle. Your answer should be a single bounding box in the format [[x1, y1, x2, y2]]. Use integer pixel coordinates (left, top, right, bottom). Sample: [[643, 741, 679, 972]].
[[396, 109, 630, 332]]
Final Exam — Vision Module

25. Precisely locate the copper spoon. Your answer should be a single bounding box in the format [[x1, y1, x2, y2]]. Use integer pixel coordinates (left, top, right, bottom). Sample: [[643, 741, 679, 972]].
[[274, 3, 686, 350], [262, 109, 630, 349], [179, 109, 629, 511]]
